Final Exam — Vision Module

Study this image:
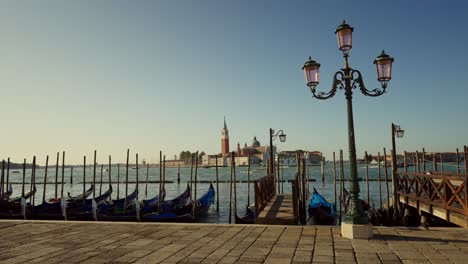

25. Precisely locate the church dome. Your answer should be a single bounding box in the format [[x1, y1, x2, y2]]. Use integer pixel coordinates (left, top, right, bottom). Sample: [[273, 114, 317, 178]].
[[251, 136, 260, 148]]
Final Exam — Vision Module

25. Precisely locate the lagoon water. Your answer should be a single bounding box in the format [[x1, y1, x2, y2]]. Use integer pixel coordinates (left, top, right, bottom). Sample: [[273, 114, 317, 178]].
[[4, 161, 464, 223]]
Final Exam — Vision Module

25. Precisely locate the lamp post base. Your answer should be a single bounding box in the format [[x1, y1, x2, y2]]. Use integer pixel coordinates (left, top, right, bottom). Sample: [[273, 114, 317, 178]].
[[341, 222, 373, 240]]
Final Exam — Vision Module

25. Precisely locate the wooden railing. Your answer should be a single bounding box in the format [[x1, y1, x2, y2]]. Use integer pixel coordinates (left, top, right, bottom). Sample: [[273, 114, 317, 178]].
[[254, 174, 276, 217], [396, 171, 468, 226]]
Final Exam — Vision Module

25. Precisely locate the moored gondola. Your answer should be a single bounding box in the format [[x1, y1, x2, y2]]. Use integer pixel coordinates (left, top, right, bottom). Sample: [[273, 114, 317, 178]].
[[96, 188, 140, 221], [308, 187, 336, 225], [67, 185, 113, 220], [235, 205, 255, 224]]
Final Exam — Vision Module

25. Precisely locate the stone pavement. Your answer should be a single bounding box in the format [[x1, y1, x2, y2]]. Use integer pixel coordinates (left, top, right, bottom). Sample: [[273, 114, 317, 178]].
[[0, 220, 467, 264]]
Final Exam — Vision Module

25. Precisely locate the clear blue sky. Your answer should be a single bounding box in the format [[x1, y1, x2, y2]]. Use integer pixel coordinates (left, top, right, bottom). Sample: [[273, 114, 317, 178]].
[[1, 0, 467, 164]]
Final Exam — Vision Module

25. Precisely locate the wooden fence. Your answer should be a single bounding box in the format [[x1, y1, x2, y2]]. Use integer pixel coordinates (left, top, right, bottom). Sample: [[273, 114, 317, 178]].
[[254, 174, 275, 217]]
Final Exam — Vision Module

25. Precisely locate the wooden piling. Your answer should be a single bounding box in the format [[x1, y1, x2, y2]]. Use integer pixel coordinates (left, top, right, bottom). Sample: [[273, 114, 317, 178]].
[[100, 164, 103, 196], [383, 148, 390, 209], [0, 160, 4, 198], [136, 153, 139, 198], [339, 150, 344, 221], [216, 156, 219, 212], [464, 146, 467, 174], [422, 148, 426, 172], [281, 159, 284, 194], [108, 155, 112, 200], [229, 154, 233, 224], [277, 156, 280, 193], [433, 154, 437, 172], [93, 150, 97, 199], [70, 166, 73, 185], [193, 152, 198, 220], [21, 159, 26, 197], [333, 152, 337, 208], [83, 156, 86, 197], [321, 152, 325, 182], [378, 152, 382, 210], [54, 152, 59, 199], [190, 155, 194, 202], [145, 164, 149, 197], [117, 164, 120, 199], [456, 148, 460, 174], [6, 158, 9, 195], [177, 165, 180, 184], [42, 156, 49, 202], [233, 152, 237, 222], [31, 156, 36, 206], [61, 151, 65, 198], [247, 153, 250, 205], [365, 151, 370, 205], [464, 145, 467, 174], [163, 155, 166, 193], [413, 152, 417, 173], [440, 153, 444, 172], [415, 151, 420, 173], [124, 149, 129, 210], [301, 157, 307, 224], [158, 151, 162, 214]]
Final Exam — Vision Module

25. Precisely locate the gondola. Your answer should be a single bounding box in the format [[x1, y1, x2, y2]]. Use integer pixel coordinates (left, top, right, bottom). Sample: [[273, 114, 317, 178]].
[[0, 184, 13, 200], [143, 183, 215, 222], [342, 188, 370, 213], [66, 185, 94, 200], [8, 185, 36, 203], [140, 189, 166, 215], [66, 185, 113, 220], [235, 205, 255, 224], [96, 188, 140, 221], [308, 187, 336, 225], [29, 185, 95, 220]]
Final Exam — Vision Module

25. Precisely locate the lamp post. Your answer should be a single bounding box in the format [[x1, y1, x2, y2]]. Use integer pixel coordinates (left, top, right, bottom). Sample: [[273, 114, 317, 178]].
[[302, 21, 394, 238], [391, 123, 404, 215], [269, 128, 286, 175]]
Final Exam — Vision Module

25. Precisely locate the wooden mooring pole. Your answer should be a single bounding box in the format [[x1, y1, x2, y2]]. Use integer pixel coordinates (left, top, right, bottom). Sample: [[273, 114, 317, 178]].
[[158, 151, 162, 213], [93, 150, 97, 199], [136, 154, 139, 200], [61, 151, 65, 198], [216, 156, 219, 212], [433, 154, 437, 172], [83, 156, 86, 198], [42, 156, 49, 202], [6, 158, 10, 196], [31, 156, 36, 206], [383, 148, 390, 209], [365, 151, 370, 205], [440, 153, 444, 172], [247, 153, 250, 205], [339, 150, 344, 221], [124, 149, 129, 210], [70, 166, 73, 185], [100, 164, 103, 196], [464, 146, 467, 174], [378, 152, 382, 210], [456, 148, 460, 174], [281, 159, 284, 194], [229, 154, 233, 224], [193, 152, 198, 220], [422, 148, 426, 172], [117, 164, 120, 199], [177, 165, 180, 184], [321, 152, 325, 183], [145, 164, 149, 197], [54, 152, 59, 199], [333, 152, 337, 209], [233, 152, 237, 222], [0, 160, 4, 198], [190, 155, 194, 202], [22, 159, 26, 197], [108, 155, 112, 200]]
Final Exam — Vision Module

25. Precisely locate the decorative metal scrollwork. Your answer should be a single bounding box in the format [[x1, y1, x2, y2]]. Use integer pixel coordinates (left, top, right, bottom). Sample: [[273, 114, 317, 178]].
[[351, 69, 386, 97]]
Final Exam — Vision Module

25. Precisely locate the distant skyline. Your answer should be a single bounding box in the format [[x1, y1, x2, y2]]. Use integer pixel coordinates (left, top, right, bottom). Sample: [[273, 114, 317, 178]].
[[1, 0, 467, 164]]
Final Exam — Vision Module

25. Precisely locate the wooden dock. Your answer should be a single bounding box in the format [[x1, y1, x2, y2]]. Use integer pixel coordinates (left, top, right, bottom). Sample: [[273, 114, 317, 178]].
[[255, 195, 295, 225], [0, 220, 467, 263]]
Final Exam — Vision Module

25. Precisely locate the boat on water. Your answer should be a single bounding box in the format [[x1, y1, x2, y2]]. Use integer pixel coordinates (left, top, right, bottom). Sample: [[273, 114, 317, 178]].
[[308, 187, 336, 225], [96, 188, 140, 221], [0, 185, 36, 219], [143, 183, 215, 222], [66, 185, 113, 220], [235, 205, 255, 224]]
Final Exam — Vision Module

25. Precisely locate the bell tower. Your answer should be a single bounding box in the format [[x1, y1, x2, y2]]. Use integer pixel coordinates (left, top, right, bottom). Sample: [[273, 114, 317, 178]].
[[221, 117, 230, 155]]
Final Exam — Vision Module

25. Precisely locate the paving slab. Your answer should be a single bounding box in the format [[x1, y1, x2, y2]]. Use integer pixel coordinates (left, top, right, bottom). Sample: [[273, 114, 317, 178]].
[[0, 220, 467, 263]]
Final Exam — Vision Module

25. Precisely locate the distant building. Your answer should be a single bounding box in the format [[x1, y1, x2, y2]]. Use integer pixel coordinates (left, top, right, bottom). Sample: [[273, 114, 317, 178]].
[[278, 150, 323, 166], [221, 117, 230, 155]]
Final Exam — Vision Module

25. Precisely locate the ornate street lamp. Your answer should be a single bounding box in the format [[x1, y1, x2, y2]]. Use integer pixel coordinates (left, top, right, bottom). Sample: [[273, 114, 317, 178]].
[[391, 123, 404, 215], [302, 20, 394, 239], [269, 128, 286, 175]]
